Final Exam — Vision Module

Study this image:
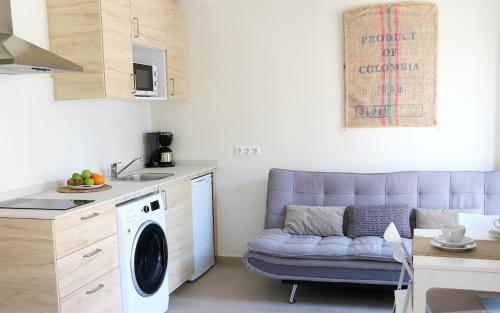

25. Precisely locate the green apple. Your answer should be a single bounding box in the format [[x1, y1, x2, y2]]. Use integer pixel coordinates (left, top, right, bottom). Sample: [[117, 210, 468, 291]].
[[84, 178, 94, 186], [81, 169, 92, 179], [72, 173, 82, 181]]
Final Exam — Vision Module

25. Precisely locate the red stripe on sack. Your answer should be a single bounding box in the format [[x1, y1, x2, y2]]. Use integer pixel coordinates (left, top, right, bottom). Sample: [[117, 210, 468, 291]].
[[378, 6, 387, 126], [393, 5, 400, 125]]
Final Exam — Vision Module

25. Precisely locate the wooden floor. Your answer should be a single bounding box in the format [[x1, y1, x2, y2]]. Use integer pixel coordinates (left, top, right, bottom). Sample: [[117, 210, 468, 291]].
[[168, 257, 395, 313], [169, 257, 500, 313]]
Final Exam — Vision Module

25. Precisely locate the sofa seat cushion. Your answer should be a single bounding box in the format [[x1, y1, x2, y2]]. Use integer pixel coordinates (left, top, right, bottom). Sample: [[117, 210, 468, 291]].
[[247, 229, 412, 262]]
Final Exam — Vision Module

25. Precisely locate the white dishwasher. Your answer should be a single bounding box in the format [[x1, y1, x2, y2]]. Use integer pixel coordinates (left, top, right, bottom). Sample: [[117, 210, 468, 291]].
[[190, 173, 215, 281]]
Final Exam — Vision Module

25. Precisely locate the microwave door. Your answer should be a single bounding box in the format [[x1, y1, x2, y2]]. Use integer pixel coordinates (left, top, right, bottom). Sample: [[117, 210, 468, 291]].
[[134, 63, 154, 94]]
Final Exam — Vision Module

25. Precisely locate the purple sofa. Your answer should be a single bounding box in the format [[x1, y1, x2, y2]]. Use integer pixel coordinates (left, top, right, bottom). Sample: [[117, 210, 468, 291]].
[[243, 169, 500, 302]]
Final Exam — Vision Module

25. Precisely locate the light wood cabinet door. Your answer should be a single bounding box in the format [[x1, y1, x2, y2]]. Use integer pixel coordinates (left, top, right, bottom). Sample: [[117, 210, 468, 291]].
[[164, 179, 192, 210], [131, 0, 167, 49], [101, 0, 134, 99], [160, 179, 194, 293], [47, 0, 134, 100], [0, 219, 59, 313], [166, 204, 194, 293], [165, 0, 189, 100], [60, 268, 122, 313], [48, 0, 106, 100]]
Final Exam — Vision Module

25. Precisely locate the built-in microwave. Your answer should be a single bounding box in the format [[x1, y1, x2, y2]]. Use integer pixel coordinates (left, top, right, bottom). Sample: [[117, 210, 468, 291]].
[[133, 62, 159, 97]]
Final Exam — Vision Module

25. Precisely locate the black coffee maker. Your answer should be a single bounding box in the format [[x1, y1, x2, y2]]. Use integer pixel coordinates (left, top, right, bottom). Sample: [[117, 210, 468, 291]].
[[145, 132, 175, 167]]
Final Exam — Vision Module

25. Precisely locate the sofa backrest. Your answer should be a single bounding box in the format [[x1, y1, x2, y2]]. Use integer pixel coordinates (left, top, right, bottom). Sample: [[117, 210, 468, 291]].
[[265, 169, 500, 229]]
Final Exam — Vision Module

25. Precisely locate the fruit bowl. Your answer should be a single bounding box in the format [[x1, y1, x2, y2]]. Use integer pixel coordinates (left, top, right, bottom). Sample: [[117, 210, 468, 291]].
[[68, 184, 105, 190], [66, 169, 106, 189]]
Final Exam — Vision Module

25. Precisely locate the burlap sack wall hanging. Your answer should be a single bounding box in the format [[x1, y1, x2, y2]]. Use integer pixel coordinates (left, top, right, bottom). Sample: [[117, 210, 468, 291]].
[[344, 2, 438, 128]]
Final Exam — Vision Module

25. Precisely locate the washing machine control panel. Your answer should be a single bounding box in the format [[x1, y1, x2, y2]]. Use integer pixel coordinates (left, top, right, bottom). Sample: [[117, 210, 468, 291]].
[[141, 200, 160, 213], [150, 200, 160, 211], [118, 193, 165, 227]]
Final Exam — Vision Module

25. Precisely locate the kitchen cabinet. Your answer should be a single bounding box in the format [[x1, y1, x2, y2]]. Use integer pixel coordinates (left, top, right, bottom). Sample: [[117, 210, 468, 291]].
[[0, 218, 59, 313], [47, 0, 134, 100], [159, 179, 195, 293], [0, 203, 121, 313], [165, 0, 189, 100], [47, 0, 189, 101], [131, 0, 167, 49], [0, 166, 216, 313]]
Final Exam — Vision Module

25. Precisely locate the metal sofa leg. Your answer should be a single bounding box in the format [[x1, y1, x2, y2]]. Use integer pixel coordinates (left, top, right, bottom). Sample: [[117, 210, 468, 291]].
[[289, 284, 298, 304]]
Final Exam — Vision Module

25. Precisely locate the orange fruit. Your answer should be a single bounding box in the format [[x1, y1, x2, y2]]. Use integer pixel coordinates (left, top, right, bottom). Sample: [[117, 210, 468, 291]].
[[91, 173, 105, 185]]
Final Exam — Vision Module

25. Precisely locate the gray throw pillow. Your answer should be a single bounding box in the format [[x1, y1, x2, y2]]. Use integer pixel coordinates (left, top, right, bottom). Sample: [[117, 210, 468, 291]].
[[415, 208, 482, 229], [347, 204, 412, 238], [283, 205, 346, 237]]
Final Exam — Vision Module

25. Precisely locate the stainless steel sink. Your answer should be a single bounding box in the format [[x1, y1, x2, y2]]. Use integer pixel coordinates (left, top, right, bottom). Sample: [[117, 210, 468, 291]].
[[116, 173, 174, 182]]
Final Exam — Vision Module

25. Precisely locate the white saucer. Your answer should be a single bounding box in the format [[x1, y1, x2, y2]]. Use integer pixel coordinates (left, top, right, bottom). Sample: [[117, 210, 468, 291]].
[[432, 235, 474, 247], [490, 227, 500, 234], [489, 229, 500, 238], [431, 240, 477, 251]]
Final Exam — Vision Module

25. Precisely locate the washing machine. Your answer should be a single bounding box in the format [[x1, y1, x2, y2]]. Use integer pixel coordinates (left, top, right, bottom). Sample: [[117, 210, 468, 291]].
[[116, 192, 169, 313]]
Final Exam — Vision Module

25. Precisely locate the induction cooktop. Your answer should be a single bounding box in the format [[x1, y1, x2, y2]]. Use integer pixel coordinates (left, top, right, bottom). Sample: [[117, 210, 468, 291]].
[[0, 198, 95, 210]]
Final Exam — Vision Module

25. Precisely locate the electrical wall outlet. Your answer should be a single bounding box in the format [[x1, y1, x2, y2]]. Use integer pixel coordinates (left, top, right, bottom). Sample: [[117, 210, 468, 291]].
[[234, 146, 244, 156], [234, 146, 261, 157], [251, 147, 261, 156], [234, 146, 250, 156], [243, 146, 251, 156]]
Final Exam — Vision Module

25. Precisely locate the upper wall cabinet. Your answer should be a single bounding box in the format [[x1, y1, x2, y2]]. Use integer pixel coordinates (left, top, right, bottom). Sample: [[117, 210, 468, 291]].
[[131, 0, 167, 50], [47, 0, 134, 100], [47, 0, 188, 101], [165, 0, 189, 101]]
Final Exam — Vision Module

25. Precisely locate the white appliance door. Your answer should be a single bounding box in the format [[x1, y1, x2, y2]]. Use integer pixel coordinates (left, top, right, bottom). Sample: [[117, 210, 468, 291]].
[[190, 174, 215, 280]]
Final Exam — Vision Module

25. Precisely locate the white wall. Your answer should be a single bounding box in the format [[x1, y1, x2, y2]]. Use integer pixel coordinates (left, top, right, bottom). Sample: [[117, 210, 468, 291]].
[[0, 0, 151, 192], [152, 0, 500, 256]]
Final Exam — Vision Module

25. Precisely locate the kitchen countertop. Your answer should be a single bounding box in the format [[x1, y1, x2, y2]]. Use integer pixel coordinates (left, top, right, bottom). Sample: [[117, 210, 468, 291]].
[[0, 164, 217, 220]]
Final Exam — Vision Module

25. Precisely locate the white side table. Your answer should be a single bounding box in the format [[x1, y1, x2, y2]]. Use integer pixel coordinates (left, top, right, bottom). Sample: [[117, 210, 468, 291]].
[[412, 229, 500, 313]]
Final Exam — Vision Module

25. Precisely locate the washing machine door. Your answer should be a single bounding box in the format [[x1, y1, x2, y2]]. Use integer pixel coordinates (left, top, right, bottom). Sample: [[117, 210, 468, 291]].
[[131, 221, 168, 297]]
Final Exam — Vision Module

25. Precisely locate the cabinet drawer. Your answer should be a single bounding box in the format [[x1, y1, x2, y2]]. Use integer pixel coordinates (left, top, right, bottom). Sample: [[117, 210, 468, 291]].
[[54, 203, 117, 258], [57, 235, 119, 298], [60, 268, 121, 313]]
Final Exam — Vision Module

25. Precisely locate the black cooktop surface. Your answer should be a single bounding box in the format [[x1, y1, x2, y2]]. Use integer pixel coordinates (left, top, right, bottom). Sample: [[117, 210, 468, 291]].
[[0, 198, 95, 210]]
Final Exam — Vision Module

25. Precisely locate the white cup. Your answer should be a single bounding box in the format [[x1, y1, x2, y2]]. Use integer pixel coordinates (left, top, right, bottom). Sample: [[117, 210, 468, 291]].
[[494, 218, 500, 230], [441, 224, 466, 243]]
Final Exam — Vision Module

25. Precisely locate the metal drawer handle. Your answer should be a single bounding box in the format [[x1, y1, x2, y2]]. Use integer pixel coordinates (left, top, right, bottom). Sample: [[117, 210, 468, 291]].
[[86, 284, 104, 295], [83, 248, 102, 258], [80, 212, 100, 221], [161, 190, 167, 210], [131, 73, 137, 94], [169, 78, 175, 96], [133, 17, 139, 37]]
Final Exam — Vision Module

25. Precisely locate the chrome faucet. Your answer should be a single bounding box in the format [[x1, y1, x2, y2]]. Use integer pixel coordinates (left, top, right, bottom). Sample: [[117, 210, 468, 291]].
[[111, 157, 143, 179]]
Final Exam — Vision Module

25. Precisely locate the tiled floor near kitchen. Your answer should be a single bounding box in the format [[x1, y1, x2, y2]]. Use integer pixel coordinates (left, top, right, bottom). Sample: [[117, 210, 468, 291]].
[[169, 257, 500, 313]]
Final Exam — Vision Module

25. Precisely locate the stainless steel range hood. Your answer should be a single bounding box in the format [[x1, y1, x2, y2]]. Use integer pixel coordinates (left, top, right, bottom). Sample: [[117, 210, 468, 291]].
[[0, 0, 83, 74]]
